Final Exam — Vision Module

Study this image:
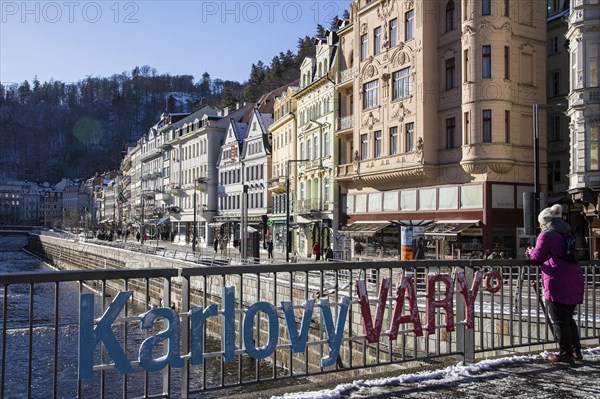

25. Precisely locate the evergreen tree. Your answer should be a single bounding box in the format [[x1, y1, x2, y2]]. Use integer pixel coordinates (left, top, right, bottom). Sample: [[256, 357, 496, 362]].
[[244, 62, 266, 101]]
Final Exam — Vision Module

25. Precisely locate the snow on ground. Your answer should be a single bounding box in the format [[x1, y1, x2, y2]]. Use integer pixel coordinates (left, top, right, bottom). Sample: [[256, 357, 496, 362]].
[[273, 347, 600, 399]]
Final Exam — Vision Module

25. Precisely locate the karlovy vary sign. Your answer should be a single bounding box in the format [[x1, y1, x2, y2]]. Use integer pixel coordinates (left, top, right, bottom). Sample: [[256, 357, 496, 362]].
[[78, 270, 502, 379]]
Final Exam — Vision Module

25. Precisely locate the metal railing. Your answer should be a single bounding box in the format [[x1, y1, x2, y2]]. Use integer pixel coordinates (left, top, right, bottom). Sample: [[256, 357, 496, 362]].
[[1, 259, 599, 398]]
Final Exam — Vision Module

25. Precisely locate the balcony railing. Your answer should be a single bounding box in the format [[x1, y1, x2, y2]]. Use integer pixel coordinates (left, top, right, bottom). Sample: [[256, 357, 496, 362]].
[[338, 68, 353, 84], [337, 115, 354, 131], [297, 198, 321, 213]]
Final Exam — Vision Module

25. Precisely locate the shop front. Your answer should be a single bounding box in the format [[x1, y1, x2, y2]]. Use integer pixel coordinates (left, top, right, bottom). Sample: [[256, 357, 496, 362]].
[[340, 221, 398, 259], [268, 217, 287, 254], [423, 221, 482, 260]]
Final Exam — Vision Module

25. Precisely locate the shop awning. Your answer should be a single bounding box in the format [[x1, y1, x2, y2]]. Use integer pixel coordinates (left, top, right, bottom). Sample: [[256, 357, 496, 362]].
[[339, 221, 391, 238], [154, 216, 170, 226], [424, 221, 479, 240]]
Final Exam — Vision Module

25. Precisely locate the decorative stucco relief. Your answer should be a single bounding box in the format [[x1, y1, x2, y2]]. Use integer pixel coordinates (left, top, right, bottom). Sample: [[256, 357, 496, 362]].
[[361, 111, 381, 131]]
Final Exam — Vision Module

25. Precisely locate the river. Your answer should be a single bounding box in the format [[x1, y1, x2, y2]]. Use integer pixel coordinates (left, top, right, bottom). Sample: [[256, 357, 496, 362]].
[[0, 235, 286, 398]]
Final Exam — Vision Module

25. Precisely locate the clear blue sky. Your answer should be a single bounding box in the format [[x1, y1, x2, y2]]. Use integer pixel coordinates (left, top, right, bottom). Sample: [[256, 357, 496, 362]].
[[0, 1, 349, 85]]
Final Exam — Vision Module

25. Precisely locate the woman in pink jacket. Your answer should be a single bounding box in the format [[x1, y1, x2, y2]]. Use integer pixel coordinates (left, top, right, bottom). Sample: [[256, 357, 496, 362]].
[[526, 204, 584, 363]]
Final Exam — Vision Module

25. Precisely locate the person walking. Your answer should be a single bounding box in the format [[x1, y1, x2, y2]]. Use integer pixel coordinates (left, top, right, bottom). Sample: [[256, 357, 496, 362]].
[[526, 204, 584, 363], [313, 242, 321, 261], [267, 239, 274, 259]]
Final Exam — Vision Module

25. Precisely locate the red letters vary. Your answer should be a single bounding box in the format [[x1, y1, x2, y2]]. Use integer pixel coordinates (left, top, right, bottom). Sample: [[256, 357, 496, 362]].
[[356, 271, 497, 342]]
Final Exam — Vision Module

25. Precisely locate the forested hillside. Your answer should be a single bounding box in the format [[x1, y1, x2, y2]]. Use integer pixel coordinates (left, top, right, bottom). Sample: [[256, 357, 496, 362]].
[[0, 18, 345, 182]]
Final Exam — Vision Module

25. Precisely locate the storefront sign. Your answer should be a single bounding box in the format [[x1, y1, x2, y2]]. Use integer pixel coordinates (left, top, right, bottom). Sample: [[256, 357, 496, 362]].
[[461, 228, 483, 237], [78, 271, 502, 379]]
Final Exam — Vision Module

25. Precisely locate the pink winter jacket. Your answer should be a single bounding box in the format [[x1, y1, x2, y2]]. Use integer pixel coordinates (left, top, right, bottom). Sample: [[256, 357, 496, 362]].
[[529, 220, 584, 305]]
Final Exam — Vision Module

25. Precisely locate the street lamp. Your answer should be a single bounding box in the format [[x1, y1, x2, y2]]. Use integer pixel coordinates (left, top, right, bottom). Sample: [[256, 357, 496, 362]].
[[532, 102, 567, 231], [286, 159, 308, 262], [192, 178, 201, 254]]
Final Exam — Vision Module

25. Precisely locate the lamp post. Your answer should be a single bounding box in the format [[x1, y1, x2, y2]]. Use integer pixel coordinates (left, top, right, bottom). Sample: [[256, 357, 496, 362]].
[[192, 182, 198, 254], [286, 159, 308, 262], [532, 102, 566, 230]]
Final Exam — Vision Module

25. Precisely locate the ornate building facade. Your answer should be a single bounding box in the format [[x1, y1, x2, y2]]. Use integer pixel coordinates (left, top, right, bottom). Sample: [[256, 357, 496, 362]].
[[336, 0, 547, 259]]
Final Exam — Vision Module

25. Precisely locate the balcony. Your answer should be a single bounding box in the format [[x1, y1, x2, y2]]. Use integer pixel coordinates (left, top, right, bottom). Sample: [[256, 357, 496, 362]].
[[336, 115, 353, 136], [297, 198, 321, 213], [140, 148, 162, 162], [338, 68, 354, 88], [268, 176, 286, 194], [155, 192, 171, 202], [169, 183, 182, 193]]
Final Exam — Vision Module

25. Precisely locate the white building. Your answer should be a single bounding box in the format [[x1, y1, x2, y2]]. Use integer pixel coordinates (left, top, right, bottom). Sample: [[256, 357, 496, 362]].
[[566, 0, 600, 254]]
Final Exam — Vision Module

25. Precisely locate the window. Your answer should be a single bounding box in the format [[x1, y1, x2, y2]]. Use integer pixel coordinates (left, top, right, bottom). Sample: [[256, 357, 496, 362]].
[[405, 122, 414, 151], [405, 9, 414, 40], [549, 36, 560, 55], [374, 130, 382, 158], [464, 49, 470, 82], [551, 71, 560, 96], [374, 27, 382, 55], [392, 68, 411, 99], [504, 46, 510, 79], [389, 18, 398, 47], [446, 117, 456, 149], [547, 160, 561, 192], [482, 0, 491, 15], [307, 139, 312, 161], [300, 142, 305, 160], [363, 80, 379, 109], [390, 126, 399, 155], [445, 58, 455, 90], [324, 132, 330, 156], [550, 114, 561, 141], [313, 136, 319, 159], [591, 126, 599, 170], [571, 49, 578, 90], [504, 0, 509, 16], [504, 111, 510, 143], [361, 34, 368, 61], [482, 45, 491, 79], [360, 133, 369, 159], [483, 110, 492, 143], [588, 42, 599, 87], [446, 1, 455, 32]]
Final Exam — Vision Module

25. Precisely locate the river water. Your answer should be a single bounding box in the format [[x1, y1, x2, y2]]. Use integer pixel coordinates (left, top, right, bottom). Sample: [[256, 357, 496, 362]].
[[0, 236, 287, 398]]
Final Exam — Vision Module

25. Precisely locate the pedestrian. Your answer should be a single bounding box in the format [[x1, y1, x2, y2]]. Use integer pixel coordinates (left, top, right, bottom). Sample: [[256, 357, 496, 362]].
[[136, 231, 141, 242], [267, 239, 274, 259], [526, 204, 584, 363], [326, 247, 334, 261], [354, 240, 363, 256], [313, 242, 321, 261]]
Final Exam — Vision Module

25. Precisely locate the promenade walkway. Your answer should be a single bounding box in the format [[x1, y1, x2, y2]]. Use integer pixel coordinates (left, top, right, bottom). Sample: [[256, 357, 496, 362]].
[[220, 348, 600, 399]]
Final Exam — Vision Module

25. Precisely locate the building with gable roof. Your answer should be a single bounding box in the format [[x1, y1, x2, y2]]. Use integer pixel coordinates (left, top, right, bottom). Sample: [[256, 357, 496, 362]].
[[293, 29, 340, 259]]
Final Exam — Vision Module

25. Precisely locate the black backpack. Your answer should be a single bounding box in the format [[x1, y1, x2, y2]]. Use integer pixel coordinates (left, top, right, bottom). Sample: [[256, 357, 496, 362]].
[[556, 232, 585, 262]]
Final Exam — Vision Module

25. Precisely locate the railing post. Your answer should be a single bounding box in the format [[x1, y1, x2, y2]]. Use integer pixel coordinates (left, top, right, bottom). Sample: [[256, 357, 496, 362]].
[[180, 273, 190, 398], [163, 278, 172, 396], [456, 265, 475, 364]]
